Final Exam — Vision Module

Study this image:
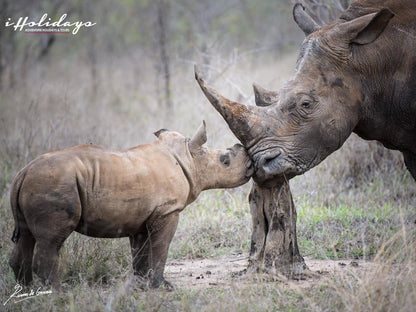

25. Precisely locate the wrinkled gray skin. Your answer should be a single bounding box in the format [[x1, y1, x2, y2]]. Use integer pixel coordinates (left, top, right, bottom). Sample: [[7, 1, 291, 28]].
[[9, 121, 253, 290], [196, 0, 416, 185]]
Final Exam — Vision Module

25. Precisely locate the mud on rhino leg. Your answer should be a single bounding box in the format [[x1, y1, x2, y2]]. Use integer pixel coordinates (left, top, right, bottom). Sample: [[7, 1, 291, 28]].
[[9, 227, 36, 285], [248, 181, 306, 276], [130, 212, 179, 290]]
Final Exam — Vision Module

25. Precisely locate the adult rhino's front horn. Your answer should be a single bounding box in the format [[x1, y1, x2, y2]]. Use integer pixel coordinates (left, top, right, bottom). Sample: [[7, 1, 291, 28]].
[[194, 66, 266, 147]]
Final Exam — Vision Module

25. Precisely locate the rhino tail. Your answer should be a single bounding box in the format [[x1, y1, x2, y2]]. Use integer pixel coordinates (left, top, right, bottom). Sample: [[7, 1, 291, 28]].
[[10, 167, 27, 243]]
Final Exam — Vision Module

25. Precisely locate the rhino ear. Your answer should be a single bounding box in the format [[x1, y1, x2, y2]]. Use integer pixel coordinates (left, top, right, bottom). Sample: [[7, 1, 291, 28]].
[[189, 120, 207, 150], [253, 82, 279, 107], [341, 8, 394, 45], [154, 128, 168, 138], [293, 3, 320, 36]]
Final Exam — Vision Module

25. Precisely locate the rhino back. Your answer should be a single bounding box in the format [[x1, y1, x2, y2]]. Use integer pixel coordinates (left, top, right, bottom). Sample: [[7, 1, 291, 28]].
[[19, 144, 190, 238]]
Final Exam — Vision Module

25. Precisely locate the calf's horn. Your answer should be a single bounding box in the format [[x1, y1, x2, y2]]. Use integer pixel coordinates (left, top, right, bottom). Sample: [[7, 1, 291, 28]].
[[194, 66, 263, 146], [189, 120, 207, 149]]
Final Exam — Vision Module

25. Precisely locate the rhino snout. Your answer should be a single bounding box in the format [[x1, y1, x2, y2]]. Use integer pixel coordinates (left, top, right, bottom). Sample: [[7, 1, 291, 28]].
[[255, 151, 294, 182], [263, 156, 284, 175]]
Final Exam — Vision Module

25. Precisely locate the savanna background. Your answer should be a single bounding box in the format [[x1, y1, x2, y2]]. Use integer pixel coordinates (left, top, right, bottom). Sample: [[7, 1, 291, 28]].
[[1, 0, 415, 311]]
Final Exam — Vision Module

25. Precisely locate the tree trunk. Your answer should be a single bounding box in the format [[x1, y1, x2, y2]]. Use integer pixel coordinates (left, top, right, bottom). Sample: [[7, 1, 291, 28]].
[[247, 180, 307, 277], [155, 1, 173, 123]]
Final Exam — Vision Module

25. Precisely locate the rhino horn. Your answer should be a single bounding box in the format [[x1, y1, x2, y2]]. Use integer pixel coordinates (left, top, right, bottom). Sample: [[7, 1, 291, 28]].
[[194, 65, 263, 146], [189, 120, 207, 149], [293, 3, 320, 36], [252, 82, 279, 107]]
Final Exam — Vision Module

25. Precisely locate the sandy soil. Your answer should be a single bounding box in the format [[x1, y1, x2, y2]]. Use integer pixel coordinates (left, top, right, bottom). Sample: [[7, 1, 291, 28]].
[[165, 253, 372, 289]]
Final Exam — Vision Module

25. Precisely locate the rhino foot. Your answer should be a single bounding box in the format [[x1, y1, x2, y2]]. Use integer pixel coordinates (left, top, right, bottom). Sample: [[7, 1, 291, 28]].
[[154, 278, 174, 292], [131, 275, 174, 291], [149, 276, 174, 291]]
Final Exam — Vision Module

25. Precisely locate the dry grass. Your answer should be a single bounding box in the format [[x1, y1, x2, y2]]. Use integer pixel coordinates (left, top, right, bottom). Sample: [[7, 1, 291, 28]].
[[1, 51, 416, 311]]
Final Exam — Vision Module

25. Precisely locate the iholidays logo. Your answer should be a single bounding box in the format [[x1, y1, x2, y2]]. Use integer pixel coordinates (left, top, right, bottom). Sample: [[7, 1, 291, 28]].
[[5, 13, 96, 34]]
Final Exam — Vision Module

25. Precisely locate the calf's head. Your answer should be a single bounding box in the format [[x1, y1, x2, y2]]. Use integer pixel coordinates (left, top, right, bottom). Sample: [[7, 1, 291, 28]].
[[195, 4, 393, 185], [155, 121, 253, 193]]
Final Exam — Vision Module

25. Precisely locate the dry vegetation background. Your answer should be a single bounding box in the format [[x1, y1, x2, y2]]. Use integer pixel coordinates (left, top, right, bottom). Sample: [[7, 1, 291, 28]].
[[1, 0, 416, 311]]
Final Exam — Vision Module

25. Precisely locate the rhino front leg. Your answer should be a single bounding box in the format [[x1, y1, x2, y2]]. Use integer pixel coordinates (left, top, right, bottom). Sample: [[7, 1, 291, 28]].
[[129, 231, 151, 285], [130, 212, 179, 290]]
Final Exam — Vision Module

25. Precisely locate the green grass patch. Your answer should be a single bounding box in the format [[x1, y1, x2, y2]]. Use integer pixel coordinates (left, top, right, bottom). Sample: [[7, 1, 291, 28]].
[[296, 174, 413, 259]]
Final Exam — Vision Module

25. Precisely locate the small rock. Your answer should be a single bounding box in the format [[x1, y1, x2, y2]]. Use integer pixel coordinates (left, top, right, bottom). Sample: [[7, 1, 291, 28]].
[[350, 261, 359, 267], [206, 271, 212, 275]]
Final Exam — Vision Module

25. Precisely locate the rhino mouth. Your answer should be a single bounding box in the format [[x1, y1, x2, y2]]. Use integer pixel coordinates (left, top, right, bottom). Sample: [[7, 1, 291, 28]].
[[254, 148, 321, 183], [254, 151, 299, 183]]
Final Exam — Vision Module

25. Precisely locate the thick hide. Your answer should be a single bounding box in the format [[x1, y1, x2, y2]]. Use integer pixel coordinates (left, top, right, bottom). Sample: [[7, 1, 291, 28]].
[[9, 123, 252, 290], [196, 0, 416, 184]]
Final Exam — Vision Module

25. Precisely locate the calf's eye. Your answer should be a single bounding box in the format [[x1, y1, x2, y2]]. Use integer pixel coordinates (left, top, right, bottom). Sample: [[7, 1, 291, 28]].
[[220, 154, 230, 166]]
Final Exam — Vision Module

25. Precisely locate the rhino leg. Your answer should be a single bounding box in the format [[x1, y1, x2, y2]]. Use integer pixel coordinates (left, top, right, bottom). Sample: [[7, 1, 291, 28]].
[[403, 151, 416, 180], [129, 231, 151, 283], [9, 227, 36, 285], [130, 212, 179, 290], [33, 242, 61, 290], [31, 211, 79, 291]]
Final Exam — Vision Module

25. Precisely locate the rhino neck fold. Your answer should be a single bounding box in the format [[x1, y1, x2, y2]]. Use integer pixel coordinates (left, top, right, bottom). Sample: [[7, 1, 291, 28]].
[[171, 151, 202, 205]]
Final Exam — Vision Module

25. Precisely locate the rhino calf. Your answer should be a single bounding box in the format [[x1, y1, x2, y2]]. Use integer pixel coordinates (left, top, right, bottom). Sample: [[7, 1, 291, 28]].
[[9, 121, 253, 290]]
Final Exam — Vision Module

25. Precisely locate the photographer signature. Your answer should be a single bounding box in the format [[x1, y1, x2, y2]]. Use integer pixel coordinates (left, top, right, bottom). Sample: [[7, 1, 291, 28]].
[[3, 284, 52, 305]]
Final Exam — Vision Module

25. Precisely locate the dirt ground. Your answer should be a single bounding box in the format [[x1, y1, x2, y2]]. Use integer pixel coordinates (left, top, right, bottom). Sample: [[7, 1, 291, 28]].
[[165, 253, 372, 289]]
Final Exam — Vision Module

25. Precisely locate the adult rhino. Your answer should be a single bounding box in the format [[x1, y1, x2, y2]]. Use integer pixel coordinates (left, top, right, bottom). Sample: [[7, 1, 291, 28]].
[[196, 0, 416, 184], [9, 122, 253, 290]]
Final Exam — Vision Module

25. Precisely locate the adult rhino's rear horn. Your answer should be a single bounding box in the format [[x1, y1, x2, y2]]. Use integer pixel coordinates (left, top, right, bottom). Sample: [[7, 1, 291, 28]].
[[194, 65, 263, 146]]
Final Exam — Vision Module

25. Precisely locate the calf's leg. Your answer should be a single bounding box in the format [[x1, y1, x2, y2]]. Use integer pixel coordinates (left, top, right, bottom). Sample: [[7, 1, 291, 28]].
[[9, 227, 36, 285], [31, 212, 79, 291], [130, 231, 151, 286], [130, 212, 179, 290], [33, 241, 63, 290]]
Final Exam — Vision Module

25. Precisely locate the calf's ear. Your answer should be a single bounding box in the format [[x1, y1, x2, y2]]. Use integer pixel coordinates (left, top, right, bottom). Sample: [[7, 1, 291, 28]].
[[189, 120, 207, 150], [154, 128, 168, 138], [340, 8, 394, 45]]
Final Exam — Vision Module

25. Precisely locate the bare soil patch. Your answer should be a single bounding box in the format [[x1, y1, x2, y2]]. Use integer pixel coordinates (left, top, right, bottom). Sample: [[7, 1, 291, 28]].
[[165, 253, 373, 289]]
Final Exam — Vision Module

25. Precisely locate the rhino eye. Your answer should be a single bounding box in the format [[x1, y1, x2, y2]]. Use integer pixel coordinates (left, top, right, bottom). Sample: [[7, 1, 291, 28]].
[[301, 101, 311, 108], [220, 154, 230, 167]]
